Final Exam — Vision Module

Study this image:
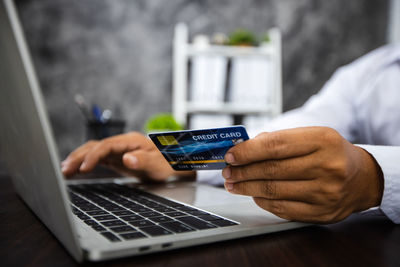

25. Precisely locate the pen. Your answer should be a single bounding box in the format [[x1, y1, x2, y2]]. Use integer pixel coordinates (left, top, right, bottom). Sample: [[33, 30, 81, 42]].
[[92, 104, 103, 122], [101, 109, 112, 123]]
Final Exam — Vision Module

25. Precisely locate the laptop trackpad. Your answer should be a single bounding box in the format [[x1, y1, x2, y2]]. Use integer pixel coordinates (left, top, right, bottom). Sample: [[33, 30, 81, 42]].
[[139, 182, 252, 208]]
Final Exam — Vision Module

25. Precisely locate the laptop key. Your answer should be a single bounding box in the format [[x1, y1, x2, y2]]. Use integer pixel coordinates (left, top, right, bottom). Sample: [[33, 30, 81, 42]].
[[79, 204, 101, 212], [103, 206, 126, 212], [165, 202, 185, 208], [101, 232, 121, 242], [101, 203, 121, 209], [71, 198, 88, 205], [123, 203, 142, 209], [77, 214, 90, 220], [140, 201, 160, 208], [115, 201, 135, 207], [177, 216, 217, 230], [140, 226, 172, 236], [86, 210, 109, 216], [112, 210, 134, 216], [74, 210, 84, 216], [152, 207, 176, 213], [120, 232, 146, 240], [149, 216, 174, 223], [144, 204, 164, 209], [164, 211, 186, 217], [71, 207, 80, 214], [142, 195, 184, 207], [120, 215, 144, 222], [92, 225, 106, 232], [131, 206, 152, 213], [129, 220, 155, 227], [100, 220, 127, 227], [140, 211, 162, 218], [174, 206, 198, 212], [160, 221, 196, 233], [92, 215, 117, 221], [109, 226, 136, 233], [185, 210, 210, 216], [84, 219, 98, 226], [197, 214, 222, 221], [211, 219, 238, 227]]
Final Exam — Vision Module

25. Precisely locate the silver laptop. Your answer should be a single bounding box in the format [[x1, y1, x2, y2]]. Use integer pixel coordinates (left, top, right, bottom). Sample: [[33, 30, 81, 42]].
[[0, 0, 306, 262]]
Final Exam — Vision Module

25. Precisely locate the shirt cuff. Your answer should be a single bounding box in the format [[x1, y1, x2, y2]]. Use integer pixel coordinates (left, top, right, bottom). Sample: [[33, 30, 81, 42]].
[[357, 144, 400, 224]]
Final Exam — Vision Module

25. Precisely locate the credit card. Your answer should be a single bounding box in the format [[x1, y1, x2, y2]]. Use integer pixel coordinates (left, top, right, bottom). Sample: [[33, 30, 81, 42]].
[[148, 126, 249, 170]]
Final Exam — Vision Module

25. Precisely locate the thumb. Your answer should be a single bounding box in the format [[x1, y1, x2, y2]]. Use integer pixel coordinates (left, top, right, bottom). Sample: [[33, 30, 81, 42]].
[[122, 150, 173, 181], [122, 150, 158, 171]]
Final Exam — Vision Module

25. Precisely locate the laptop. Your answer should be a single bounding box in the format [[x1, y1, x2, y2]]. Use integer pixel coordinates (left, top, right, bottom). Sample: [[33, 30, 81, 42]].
[[0, 0, 306, 262]]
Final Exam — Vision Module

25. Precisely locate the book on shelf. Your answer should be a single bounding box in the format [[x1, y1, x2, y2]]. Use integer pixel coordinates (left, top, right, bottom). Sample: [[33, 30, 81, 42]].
[[229, 56, 273, 107]]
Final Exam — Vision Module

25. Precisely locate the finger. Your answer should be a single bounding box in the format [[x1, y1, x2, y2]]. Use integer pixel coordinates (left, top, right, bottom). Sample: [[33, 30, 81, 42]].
[[224, 179, 317, 203], [252, 197, 325, 223], [80, 140, 138, 172], [122, 150, 172, 181], [62, 141, 98, 176], [123, 149, 168, 170], [98, 155, 145, 178], [122, 152, 139, 169], [222, 154, 319, 181], [100, 155, 125, 169], [225, 127, 334, 165]]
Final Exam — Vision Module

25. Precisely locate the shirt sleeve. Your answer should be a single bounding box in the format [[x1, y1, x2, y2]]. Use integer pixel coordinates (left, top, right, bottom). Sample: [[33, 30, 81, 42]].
[[260, 65, 360, 141], [357, 145, 400, 224]]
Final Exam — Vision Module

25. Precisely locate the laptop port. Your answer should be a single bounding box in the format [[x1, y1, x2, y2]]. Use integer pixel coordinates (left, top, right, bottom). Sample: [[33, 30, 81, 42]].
[[139, 246, 151, 252], [162, 243, 172, 248]]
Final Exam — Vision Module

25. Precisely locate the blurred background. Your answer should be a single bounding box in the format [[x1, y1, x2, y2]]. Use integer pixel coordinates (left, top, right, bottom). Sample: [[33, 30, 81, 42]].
[[6, 0, 396, 160]]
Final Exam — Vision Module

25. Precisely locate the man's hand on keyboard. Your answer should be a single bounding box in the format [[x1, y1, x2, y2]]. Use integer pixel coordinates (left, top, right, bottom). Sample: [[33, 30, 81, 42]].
[[61, 132, 195, 181], [222, 127, 383, 224]]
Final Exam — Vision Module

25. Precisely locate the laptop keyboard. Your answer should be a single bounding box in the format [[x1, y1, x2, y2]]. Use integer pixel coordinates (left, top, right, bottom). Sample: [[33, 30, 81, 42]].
[[68, 183, 238, 242]]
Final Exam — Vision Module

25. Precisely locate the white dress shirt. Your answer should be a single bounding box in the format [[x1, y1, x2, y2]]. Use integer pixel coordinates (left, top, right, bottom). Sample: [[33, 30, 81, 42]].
[[197, 44, 400, 224]]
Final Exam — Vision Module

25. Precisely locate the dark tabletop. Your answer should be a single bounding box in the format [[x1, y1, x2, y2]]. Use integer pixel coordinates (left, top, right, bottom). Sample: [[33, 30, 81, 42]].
[[1, 174, 400, 267]]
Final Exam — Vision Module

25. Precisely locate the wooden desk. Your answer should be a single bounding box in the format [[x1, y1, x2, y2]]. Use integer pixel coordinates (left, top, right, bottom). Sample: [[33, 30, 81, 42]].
[[1, 174, 399, 267]]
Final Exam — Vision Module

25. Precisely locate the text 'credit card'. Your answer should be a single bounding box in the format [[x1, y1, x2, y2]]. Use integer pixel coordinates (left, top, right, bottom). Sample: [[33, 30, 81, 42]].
[[149, 126, 249, 170]]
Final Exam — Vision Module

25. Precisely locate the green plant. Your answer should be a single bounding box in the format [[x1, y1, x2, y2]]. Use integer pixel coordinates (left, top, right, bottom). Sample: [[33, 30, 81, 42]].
[[144, 113, 183, 133], [228, 29, 258, 46]]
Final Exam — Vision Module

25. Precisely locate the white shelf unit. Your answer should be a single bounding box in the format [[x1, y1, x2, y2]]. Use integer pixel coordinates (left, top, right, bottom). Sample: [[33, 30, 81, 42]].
[[172, 23, 282, 127]]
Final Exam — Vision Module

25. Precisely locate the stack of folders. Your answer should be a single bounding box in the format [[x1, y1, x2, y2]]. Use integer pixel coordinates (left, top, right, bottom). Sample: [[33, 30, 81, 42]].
[[189, 38, 232, 129], [229, 56, 272, 106], [230, 55, 273, 133]]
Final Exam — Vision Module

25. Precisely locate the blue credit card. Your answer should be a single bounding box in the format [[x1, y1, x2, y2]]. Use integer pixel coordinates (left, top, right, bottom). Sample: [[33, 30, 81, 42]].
[[148, 126, 249, 170]]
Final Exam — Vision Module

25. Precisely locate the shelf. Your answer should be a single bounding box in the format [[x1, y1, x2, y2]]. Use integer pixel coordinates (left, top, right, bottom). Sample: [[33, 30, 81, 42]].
[[186, 102, 276, 115], [172, 23, 282, 125], [186, 44, 273, 58]]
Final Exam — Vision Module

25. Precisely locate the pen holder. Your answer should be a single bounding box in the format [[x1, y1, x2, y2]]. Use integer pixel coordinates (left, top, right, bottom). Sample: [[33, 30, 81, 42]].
[[86, 120, 126, 140]]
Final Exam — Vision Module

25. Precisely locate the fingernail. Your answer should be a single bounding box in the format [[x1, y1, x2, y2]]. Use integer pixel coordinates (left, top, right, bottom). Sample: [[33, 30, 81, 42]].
[[61, 160, 67, 166], [61, 165, 67, 173], [225, 183, 234, 192], [125, 155, 138, 167], [225, 153, 235, 164], [222, 167, 231, 179], [79, 162, 87, 171]]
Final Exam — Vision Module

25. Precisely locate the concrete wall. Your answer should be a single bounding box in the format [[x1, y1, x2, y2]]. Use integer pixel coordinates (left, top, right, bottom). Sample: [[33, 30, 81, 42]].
[[15, 0, 388, 158]]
